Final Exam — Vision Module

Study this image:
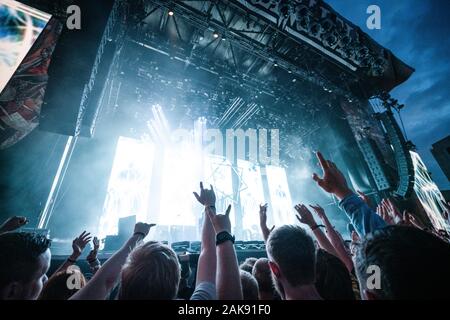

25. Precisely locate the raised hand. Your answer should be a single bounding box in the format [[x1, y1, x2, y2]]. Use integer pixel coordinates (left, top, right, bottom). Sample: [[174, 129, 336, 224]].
[[309, 204, 327, 221], [193, 182, 216, 207], [259, 203, 275, 242], [259, 203, 268, 226], [376, 202, 394, 225], [403, 211, 426, 230], [133, 222, 156, 239], [383, 198, 402, 224], [0, 216, 28, 233], [350, 231, 360, 256], [294, 204, 317, 228], [312, 152, 352, 200], [93, 236, 100, 250], [259, 204, 275, 231], [72, 231, 92, 257], [86, 237, 100, 262], [206, 204, 232, 235]]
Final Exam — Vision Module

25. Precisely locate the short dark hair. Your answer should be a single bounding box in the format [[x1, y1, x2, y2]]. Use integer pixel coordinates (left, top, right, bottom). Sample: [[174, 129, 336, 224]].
[[243, 257, 258, 267], [252, 258, 274, 293], [0, 232, 51, 287], [240, 270, 259, 300], [119, 241, 181, 300], [315, 249, 355, 300], [355, 225, 450, 299], [239, 262, 254, 274], [266, 225, 316, 286]]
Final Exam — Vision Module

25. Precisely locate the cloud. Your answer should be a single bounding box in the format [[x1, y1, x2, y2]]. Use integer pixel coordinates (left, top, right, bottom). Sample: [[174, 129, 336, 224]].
[[327, 0, 450, 189]]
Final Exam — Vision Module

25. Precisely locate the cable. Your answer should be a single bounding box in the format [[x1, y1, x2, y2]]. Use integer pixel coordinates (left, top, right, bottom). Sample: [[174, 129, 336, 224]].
[[395, 107, 408, 141]]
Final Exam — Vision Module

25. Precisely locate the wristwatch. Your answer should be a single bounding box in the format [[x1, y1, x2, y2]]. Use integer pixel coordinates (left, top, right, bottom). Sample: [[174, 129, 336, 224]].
[[216, 231, 235, 246]]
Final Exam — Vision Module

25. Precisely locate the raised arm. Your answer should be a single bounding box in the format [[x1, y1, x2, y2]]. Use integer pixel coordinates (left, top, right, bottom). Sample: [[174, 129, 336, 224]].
[[52, 231, 92, 276], [86, 236, 101, 275], [259, 204, 275, 243], [309, 204, 354, 273], [206, 203, 243, 300], [193, 182, 217, 286], [312, 151, 386, 237], [70, 222, 155, 300], [294, 204, 338, 257], [0, 216, 28, 234]]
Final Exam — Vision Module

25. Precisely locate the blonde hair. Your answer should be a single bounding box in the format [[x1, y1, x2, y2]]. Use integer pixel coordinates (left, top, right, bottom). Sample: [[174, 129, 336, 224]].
[[119, 241, 181, 300]]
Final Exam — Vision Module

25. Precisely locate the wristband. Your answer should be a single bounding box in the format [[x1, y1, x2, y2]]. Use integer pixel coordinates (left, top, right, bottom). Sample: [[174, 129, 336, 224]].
[[310, 224, 325, 231], [87, 257, 100, 265], [216, 231, 235, 246]]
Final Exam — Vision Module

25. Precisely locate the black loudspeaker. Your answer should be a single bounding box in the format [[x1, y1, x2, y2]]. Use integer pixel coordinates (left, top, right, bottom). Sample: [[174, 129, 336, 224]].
[[358, 138, 392, 191], [104, 215, 136, 251], [40, 0, 117, 136], [79, 41, 116, 137], [377, 110, 415, 198], [118, 215, 136, 239]]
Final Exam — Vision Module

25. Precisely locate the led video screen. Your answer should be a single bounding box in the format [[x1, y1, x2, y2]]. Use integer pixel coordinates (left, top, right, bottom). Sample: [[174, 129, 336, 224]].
[[0, 0, 51, 93]]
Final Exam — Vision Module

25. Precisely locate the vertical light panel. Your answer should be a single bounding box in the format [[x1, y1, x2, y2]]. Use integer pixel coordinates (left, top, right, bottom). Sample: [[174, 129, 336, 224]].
[[159, 145, 200, 227], [237, 159, 265, 239], [204, 155, 235, 228], [266, 165, 295, 226], [99, 137, 155, 238]]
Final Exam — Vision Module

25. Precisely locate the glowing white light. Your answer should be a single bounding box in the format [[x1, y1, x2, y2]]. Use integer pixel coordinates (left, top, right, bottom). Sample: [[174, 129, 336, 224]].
[[205, 155, 235, 226], [159, 143, 201, 227], [410, 151, 450, 232], [98, 137, 155, 239], [266, 165, 295, 226], [237, 160, 266, 240], [147, 104, 171, 144]]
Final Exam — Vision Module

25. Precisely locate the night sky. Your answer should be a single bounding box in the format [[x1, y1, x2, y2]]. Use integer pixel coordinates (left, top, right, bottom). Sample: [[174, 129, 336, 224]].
[[327, 0, 450, 190]]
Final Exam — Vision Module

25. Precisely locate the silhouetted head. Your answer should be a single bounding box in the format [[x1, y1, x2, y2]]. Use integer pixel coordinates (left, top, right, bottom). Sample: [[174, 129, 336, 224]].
[[252, 258, 277, 300], [355, 225, 450, 300], [39, 267, 86, 300], [240, 270, 259, 300], [0, 232, 51, 300], [266, 225, 317, 298], [315, 249, 355, 300]]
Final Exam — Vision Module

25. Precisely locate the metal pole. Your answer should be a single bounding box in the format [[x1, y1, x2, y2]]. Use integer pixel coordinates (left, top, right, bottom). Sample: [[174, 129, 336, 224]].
[[37, 135, 78, 229]]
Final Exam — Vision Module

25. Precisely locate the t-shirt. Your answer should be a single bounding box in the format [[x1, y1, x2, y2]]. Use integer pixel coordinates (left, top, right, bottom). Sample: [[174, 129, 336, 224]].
[[190, 282, 216, 300]]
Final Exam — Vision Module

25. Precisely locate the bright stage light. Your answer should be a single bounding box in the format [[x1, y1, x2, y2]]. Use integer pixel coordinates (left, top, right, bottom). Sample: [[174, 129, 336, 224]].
[[158, 144, 201, 228], [99, 137, 155, 239], [204, 155, 235, 227], [265, 165, 295, 226], [237, 159, 266, 240], [410, 151, 450, 232]]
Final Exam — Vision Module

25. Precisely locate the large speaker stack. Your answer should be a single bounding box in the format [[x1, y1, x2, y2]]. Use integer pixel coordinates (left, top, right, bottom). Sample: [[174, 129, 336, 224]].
[[376, 110, 415, 198], [358, 137, 392, 191]]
